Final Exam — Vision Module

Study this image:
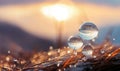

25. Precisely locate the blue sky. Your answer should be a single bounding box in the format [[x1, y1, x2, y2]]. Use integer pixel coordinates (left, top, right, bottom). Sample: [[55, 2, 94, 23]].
[[0, 0, 120, 7], [74, 0, 120, 6]]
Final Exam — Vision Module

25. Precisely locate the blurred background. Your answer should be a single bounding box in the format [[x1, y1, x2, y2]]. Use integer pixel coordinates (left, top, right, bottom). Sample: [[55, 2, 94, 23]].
[[0, 0, 120, 54]]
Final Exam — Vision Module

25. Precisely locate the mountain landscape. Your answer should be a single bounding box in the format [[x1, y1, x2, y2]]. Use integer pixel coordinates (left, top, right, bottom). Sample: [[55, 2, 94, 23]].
[[0, 21, 54, 54]]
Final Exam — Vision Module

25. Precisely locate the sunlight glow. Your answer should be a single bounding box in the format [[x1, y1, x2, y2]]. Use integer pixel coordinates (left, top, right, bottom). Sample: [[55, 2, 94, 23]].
[[41, 4, 75, 21]]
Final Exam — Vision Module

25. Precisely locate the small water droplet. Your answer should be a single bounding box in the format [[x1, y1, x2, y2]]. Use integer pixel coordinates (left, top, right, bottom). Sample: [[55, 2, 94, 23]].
[[49, 46, 53, 50], [48, 58, 51, 61], [13, 59, 18, 62], [100, 50, 105, 54], [108, 54, 111, 57], [113, 38, 115, 41], [92, 39, 95, 42], [68, 36, 83, 50], [67, 50, 70, 54], [69, 65, 72, 68], [64, 68, 66, 70], [8, 50, 11, 54], [93, 55, 96, 58], [6, 56, 10, 61], [0, 60, 3, 63], [57, 63, 60, 67], [58, 49, 61, 53], [64, 46, 67, 49], [73, 51, 77, 56], [48, 52, 52, 56], [58, 69, 61, 71], [82, 45, 93, 58], [74, 64, 77, 67], [82, 57, 87, 61]]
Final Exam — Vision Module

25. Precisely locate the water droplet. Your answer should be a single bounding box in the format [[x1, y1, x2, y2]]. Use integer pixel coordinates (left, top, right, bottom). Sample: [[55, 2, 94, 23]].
[[58, 69, 61, 71], [79, 22, 98, 40], [49, 46, 53, 50], [100, 50, 105, 54], [68, 36, 83, 50], [74, 64, 77, 67], [82, 57, 87, 61], [57, 63, 60, 67], [20, 60, 26, 64], [108, 54, 111, 57], [69, 65, 72, 68], [64, 46, 67, 49], [67, 50, 71, 54], [48, 52, 52, 56], [6, 56, 10, 61], [48, 58, 51, 61], [13, 59, 18, 62], [8, 50, 11, 54], [64, 68, 66, 70], [58, 49, 61, 53], [82, 45, 93, 58], [90, 66, 93, 69], [93, 55, 96, 58], [73, 51, 77, 56], [113, 38, 115, 41], [0, 60, 3, 63], [92, 39, 95, 42]]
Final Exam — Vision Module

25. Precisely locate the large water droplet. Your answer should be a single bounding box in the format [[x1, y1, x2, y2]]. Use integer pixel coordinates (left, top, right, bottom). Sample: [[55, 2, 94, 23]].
[[82, 45, 94, 58], [79, 22, 98, 40], [68, 36, 83, 50]]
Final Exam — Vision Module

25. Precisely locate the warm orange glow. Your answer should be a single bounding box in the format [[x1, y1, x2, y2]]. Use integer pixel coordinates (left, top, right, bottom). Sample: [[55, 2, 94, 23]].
[[41, 4, 75, 21]]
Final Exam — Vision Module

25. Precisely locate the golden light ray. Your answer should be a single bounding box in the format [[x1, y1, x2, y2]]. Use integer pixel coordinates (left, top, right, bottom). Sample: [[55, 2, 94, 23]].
[[105, 48, 120, 60]]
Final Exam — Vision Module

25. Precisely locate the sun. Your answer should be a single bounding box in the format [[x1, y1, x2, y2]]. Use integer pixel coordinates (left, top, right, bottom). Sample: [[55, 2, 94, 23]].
[[41, 4, 74, 21]]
